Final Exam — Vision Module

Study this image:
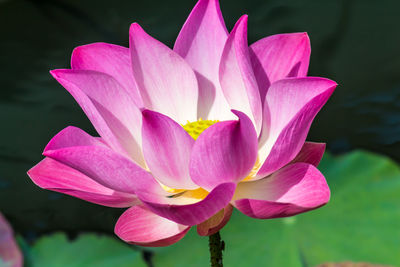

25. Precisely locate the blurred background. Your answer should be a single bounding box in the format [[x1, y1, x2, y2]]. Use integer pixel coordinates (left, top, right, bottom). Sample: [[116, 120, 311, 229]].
[[0, 0, 399, 266]]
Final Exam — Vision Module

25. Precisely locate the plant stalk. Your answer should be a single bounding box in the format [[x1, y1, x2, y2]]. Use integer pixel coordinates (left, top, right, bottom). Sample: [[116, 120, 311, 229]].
[[208, 231, 224, 267]]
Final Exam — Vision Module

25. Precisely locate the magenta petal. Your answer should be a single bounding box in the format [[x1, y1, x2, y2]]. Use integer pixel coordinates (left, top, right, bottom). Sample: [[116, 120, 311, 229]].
[[250, 33, 311, 100], [174, 0, 232, 120], [142, 110, 198, 189], [71, 42, 143, 107], [138, 182, 236, 226], [129, 23, 198, 124], [219, 15, 262, 133], [257, 77, 337, 178], [50, 69, 145, 167], [234, 163, 330, 219], [115, 206, 190, 247], [189, 110, 258, 191], [43, 145, 162, 196], [44, 126, 105, 152], [0, 213, 23, 267], [291, 142, 326, 166], [28, 158, 138, 208]]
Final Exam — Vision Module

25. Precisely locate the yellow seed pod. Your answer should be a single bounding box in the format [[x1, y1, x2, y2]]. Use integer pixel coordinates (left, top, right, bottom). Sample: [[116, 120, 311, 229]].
[[182, 118, 219, 140]]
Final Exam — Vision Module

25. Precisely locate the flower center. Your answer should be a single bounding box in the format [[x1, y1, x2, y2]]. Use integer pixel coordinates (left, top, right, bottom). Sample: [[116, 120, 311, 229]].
[[161, 118, 259, 200], [163, 183, 209, 203], [158, 119, 219, 201], [182, 118, 219, 140]]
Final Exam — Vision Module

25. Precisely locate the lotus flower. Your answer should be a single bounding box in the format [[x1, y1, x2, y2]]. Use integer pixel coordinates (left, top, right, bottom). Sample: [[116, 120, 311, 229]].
[[28, 0, 336, 247], [0, 213, 23, 267]]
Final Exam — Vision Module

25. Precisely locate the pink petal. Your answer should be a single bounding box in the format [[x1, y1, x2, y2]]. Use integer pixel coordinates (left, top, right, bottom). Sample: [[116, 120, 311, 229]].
[[71, 42, 143, 107], [291, 142, 326, 166], [44, 126, 106, 152], [257, 77, 337, 178], [219, 15, 262, 133], [43, 145, 162, 196], [250, 33, 311, 101], [197, 204, 233, 236], [28, 157, 138, 208], [129, 23, 198, 124], [142, 110, 198, 190], [189, 110, 258, 191], [174, 0, 232, 120], [233, 163, 330, 219], [0, 213, 23, 267], [115, 205, 190, 247], [50, 69, 145, 167], [138, 182, 236, 226]]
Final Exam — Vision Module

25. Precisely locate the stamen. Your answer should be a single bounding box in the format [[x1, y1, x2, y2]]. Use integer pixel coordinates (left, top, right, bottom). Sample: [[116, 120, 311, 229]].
[[167, 191, 186, 198], [160, 183, 185, 194], [182, 118, 219, 140], [242, 157, 261, 182]]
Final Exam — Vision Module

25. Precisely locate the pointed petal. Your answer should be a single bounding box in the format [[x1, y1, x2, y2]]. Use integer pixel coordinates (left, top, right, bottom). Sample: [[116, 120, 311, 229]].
[[174, 0, 232, 120], [138, 182, 236, 226], [50, 69, 145, 167], [197, 204, 233, 236], [0, 213, 23, 267], [142, 110, 198, 189], [291, 142, 326, 166], [71, 42, 143, 107], [129, 23, 198, 124], [219, 15, 262, 133], [233, 163, 330, 219], [189, 110, 258, 191], [28, 158, 138, 208], [115, 206, 190, 247], [250, 33, 311, 100], [257, 77, 336, 178], [43, 145, 162, 196], [44, 126, 105, 151]]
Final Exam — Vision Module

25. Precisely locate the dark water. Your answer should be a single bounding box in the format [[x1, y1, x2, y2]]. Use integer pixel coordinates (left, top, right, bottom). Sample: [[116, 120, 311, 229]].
[[0, 0, 399, 235]]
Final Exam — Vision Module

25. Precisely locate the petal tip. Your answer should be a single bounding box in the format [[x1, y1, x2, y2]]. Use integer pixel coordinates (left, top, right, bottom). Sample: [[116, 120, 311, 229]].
[[298, 32, 309, 38], [140, 108, 149, 114], [293, 76, 338, 89], [318, 77, 338, 87], [129, 22, 144, 35], [141, 109, 158, 120], [26, 162, 45, 188], [42, 126, 77, 153], [49, 69, 60, 78], [49, 69, 72, 80], [230, 109, 244, 118], [26, 167, 34, 177], [70, 43, 109, 68], [235, 14, 248, 29], [299, 32, 310, 43], [239, 14, 249, 22], [321, 143, 327, 151]]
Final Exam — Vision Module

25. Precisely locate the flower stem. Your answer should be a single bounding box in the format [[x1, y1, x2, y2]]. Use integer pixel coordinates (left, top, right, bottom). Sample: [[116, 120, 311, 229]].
[[208, 231, 224, 267]]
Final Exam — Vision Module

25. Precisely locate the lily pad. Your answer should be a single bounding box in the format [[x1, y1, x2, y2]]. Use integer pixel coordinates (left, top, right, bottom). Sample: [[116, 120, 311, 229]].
[[25, 233, 146, 267], [153, 151, 400, 266]]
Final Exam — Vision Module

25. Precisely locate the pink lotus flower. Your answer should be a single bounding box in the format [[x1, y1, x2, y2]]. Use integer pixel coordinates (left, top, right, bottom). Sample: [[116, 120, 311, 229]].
[[0, 213, 23, 267], [28, 0, 336, 247]]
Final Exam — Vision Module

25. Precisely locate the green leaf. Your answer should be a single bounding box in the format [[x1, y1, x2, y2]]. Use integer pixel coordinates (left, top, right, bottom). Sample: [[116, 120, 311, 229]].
[[27, 233, 146, 267], [153, 151, 400, 266]]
